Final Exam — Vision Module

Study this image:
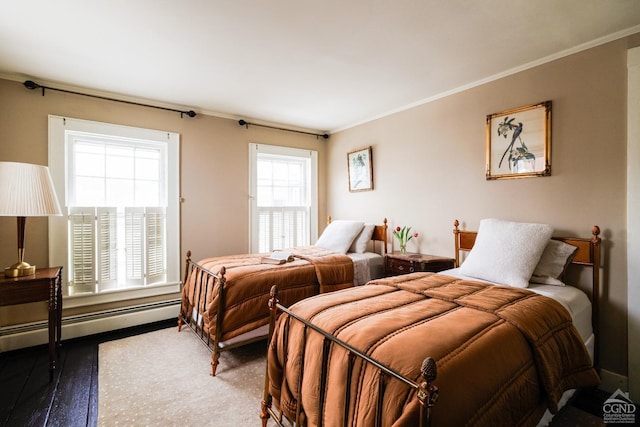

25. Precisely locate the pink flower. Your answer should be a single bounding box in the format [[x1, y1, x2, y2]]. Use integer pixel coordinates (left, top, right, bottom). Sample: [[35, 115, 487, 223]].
[[393, 226, 418, 247]]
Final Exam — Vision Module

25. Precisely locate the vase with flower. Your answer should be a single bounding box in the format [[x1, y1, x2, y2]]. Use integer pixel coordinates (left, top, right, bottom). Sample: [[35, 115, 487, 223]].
[[393, 225, 418, 254]]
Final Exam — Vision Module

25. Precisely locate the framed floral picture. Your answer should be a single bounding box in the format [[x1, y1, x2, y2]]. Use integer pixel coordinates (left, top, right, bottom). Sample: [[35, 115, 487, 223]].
[[347, 146, 373, 192], [486, 101, 551, 180]]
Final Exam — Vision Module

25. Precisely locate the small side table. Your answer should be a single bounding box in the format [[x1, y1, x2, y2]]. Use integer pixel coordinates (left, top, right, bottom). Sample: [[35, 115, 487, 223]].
[[385, 252, 455, 276], [0, 267, 63, 381]]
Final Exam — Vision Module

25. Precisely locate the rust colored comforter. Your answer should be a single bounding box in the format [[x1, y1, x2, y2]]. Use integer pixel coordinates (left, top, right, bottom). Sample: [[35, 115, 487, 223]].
[[180, 246, 354, 343], [267, 272, 599, 427]]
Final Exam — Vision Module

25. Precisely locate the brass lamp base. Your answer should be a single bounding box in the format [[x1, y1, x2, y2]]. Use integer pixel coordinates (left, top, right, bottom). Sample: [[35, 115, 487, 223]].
[[4, 261, 36, 277]]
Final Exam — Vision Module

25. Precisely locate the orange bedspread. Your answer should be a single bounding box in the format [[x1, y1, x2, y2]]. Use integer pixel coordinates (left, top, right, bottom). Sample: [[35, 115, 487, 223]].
[[180, 246, 353, 343], [267, 272, 599, 427]]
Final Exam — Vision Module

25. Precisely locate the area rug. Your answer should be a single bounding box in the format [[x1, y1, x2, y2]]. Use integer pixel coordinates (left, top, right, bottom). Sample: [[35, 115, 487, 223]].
[[98, 327, 604, 427], [98, 327, 269, 426]]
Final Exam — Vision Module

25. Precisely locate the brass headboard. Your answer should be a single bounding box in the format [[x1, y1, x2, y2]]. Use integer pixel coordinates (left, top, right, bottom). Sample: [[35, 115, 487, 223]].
[[371, 218, 388, 255], [452, 218, 602, 369]]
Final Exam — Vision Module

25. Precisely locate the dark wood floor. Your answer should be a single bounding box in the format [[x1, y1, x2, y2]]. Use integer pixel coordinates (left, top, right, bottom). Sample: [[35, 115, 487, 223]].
[[0, 318, 176, 427], [0, 318, 607, 427]]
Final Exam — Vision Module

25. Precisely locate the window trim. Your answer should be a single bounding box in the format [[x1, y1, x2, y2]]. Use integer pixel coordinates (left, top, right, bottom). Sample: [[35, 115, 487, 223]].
[[48, 115, 180, 305], [248, 143, 318, 252]]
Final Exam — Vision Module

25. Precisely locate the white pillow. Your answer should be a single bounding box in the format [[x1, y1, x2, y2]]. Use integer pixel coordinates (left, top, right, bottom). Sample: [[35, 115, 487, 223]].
[[530, 239, 578, 286], [315, 220, 364, 254], [349, 223, 375, 253], [459, 218, 553, 288]]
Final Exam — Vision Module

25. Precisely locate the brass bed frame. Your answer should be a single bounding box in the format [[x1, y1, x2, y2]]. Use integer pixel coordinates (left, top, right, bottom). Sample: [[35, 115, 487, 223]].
[[260, 219, 602, 427], [178, 218, 388, 376]]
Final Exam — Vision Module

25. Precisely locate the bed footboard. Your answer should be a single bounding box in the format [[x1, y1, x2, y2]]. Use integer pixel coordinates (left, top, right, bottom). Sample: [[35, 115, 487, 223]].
[[260, 286, 439, 427], [178, 250, 229, 376]]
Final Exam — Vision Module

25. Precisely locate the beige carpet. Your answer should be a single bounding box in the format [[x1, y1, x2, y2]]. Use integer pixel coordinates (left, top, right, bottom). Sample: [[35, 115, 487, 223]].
[[98, 327, 269, 427], [99, 327, 604, 427]]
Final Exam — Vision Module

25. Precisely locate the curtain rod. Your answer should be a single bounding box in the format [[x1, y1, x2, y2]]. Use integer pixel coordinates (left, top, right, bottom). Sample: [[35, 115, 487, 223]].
[[23, 80, 197, 118], [238, 119, 329, 139]]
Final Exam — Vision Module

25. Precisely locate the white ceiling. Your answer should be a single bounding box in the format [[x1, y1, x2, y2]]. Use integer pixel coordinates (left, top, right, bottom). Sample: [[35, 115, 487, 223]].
[[1, 1, 639, 133]]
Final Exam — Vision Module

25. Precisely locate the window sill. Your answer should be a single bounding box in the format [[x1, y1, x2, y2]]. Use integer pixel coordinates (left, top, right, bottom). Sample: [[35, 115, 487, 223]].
[[63, 281, 181, 309]]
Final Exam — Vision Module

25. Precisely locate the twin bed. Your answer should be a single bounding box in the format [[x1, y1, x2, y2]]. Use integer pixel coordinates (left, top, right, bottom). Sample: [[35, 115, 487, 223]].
[[259, 218, 601, 426], [179, 218, 601, 426], [178, 218, 388, 375]]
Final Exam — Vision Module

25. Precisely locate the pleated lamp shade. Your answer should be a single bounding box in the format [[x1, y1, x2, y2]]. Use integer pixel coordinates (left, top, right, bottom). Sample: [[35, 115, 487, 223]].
[[1, 161, 62, 277], [0, 161, 62, 217]]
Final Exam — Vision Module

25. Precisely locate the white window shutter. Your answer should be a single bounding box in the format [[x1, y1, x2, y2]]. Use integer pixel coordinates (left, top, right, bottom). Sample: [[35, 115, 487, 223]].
[[69, 207, 96, 292], [272, 210, 284, 250], [258, 210, 270, 253], [96, 207, 118, 291], [125, 207, 144, 285], [145, 207, 166, 285], [296, 208, 309, 245]]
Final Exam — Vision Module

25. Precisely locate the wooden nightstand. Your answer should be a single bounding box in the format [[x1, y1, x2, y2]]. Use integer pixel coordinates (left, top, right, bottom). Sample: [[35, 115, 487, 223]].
[[0, 267, 63, 381], [385, 252, 455, 276]]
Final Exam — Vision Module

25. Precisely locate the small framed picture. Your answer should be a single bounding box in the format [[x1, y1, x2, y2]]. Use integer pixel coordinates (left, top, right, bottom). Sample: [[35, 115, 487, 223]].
[[486, 101, 551, 180], [347, 146, 373, 192]]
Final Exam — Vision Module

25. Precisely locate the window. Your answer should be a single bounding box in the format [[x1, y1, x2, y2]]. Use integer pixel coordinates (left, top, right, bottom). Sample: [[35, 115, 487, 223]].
[[249, 144, 318, 253], [48, 116, 180, 302]]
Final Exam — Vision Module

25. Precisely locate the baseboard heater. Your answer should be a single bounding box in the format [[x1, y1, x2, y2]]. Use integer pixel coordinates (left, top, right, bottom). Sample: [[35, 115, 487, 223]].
[[0, 299, 180, 352]]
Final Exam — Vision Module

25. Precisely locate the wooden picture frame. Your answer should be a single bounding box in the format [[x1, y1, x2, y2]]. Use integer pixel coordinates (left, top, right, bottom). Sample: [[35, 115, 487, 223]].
[[486, 101, 551, 180], [347, 146, 373, 192]]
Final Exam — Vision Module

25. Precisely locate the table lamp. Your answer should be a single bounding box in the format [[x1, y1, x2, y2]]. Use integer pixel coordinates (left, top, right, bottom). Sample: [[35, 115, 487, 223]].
[[0, 161, 62, 277]]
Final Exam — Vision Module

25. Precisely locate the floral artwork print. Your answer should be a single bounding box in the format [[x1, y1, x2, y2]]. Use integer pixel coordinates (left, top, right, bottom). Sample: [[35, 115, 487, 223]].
[[347, 147, 373, 191], [350, 152, 369, 188], [486, 101, 551, 180], [496, 116, 535, 172]]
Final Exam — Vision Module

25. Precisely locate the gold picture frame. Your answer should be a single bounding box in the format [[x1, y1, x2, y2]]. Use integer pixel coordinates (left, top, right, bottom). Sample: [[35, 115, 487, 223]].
[[347, 146, 373, 192], [486, 100, 551, 180]]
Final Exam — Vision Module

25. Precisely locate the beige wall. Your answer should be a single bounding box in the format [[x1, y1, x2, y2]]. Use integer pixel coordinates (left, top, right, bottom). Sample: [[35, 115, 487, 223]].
[[327, 37, 635, 377], [0, 78, 327, 324]]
